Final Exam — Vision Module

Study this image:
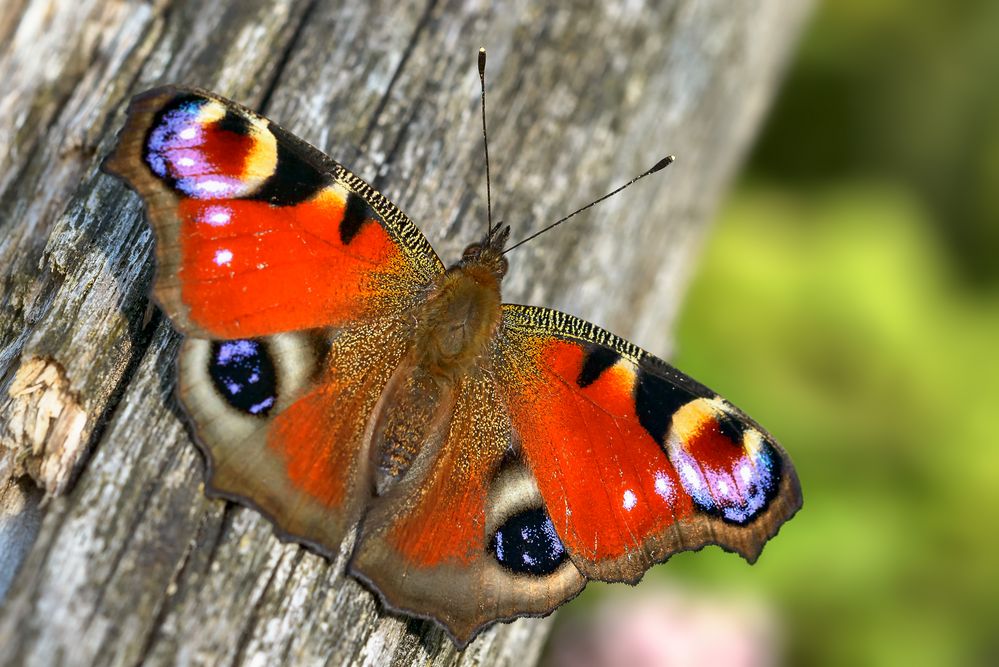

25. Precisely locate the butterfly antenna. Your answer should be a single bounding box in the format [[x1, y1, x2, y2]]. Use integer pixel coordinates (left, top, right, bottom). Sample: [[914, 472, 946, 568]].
[[478, 47, 495, 239], [503, 155, 676, 254]]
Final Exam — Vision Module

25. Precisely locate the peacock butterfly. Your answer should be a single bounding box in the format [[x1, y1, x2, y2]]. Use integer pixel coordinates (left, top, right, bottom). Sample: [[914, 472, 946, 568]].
[[101, 53, 801, 647]]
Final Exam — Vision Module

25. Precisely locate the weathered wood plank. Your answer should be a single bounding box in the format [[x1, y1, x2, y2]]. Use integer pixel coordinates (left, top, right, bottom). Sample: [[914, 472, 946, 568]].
[[0, 1, 810, 665]]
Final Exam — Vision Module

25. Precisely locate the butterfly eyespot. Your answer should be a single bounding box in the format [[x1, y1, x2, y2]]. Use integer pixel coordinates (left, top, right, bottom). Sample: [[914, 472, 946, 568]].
[[143, 96, 274, 200], [666, 399, 782, 524], [208, 339, 277, 416], [490, 507, 567, 576]]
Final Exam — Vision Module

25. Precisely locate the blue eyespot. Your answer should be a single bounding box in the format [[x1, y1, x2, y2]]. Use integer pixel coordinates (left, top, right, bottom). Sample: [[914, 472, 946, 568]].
[[144, 96, 251, 199], [491, 508, 567, 576], [671, 435, 781, 524], [208, 340, 276, 416]]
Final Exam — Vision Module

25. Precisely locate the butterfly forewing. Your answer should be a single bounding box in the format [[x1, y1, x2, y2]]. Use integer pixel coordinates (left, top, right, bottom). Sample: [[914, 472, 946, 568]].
[[103, 86, 443, 339]]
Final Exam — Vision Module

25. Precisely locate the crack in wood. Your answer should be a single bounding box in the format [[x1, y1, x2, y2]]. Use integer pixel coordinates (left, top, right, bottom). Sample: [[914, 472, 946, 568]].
[[131, 504, 224, 666], [86, 426, 184, 634], [258, 0, 322, 114], [229, 549, 289, 667], [356, 0, 441, 156]]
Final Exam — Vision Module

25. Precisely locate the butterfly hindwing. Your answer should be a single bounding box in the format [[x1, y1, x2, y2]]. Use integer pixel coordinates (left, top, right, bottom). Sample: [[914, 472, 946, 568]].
[[103, 85, 443, 339], [497, 305, 802, 582], [349, 372, 585, 646], [178, 318, 413, 555]]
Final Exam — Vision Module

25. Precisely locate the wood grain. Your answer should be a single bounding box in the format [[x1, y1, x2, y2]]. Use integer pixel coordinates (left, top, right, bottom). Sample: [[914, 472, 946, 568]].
[[0, 0, 810, 664]]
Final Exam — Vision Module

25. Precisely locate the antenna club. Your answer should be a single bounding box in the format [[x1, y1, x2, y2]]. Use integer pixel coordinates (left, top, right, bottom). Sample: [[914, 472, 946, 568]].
[[649, 154, 676, 174], [504, 152, 678, 254], [478, 48, 486, 76]]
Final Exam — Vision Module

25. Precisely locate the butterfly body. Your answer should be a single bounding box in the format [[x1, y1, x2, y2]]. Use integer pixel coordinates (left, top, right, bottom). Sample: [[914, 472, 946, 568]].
[[103, 85, 801, 647], [370, 235, 507, 491], [411, 235, 507, 381]]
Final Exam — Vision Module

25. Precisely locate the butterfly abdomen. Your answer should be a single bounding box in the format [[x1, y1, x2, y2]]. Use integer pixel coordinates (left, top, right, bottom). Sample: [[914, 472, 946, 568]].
[[370, 365, 454, 494]]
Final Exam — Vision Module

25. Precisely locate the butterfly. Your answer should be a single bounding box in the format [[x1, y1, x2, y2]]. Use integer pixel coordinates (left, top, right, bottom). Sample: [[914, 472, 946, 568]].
[[102, 64, 801, 648]]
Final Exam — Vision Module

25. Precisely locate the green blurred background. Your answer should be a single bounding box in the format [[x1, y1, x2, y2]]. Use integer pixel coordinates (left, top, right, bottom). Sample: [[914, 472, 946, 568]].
[[550, 2, 999, 665]]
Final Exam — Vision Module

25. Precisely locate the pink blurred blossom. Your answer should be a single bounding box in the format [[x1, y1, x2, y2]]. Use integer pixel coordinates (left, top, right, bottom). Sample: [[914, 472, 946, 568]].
[[548, 583, 781, 667]]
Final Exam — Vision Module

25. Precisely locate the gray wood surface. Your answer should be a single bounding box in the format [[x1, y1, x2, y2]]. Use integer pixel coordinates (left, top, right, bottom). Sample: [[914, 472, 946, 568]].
[[0, 1, 809, 665]]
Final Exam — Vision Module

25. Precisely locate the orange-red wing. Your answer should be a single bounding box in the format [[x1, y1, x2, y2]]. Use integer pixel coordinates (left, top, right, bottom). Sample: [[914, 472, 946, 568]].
[[497, 305, 802, 582], [104, 86, 443, 339], [348, 373, 585, 647]]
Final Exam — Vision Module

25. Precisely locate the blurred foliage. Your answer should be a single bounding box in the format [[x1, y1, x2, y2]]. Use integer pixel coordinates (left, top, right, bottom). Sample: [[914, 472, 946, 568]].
[[549, 2, 998, 665], [751, 0, 999, 286]]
